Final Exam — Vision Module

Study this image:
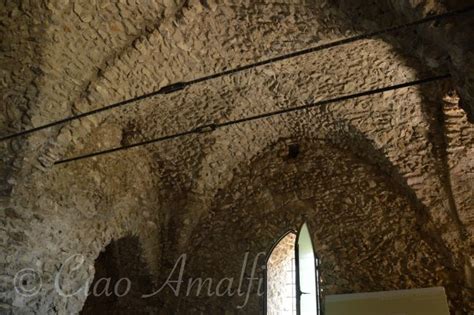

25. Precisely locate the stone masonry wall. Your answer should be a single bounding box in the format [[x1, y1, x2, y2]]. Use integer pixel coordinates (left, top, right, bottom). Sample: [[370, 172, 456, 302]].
[[0, 0, 472, 314]]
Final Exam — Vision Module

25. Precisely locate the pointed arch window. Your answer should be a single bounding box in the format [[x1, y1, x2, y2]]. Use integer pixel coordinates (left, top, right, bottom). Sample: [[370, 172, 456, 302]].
[[265, 223, 321, 315]]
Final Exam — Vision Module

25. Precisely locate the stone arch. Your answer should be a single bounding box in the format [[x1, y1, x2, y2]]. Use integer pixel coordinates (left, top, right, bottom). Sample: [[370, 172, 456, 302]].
[[1, 0, 473, 313], [24, 0, 464, 263], [81, 235, 157, 314], [170, 138, 466, 313], [1, 142, 162, 313]]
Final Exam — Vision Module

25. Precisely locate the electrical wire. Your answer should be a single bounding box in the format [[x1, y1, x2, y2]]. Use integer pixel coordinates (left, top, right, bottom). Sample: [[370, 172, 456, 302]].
[[54, 73, 450, 165], [2, 5, 473, 142]]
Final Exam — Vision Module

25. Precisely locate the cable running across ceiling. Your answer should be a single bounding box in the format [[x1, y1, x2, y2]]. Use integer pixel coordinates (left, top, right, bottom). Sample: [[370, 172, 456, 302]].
[[1, 5, 473, 142], [54, 74, 450, 165]]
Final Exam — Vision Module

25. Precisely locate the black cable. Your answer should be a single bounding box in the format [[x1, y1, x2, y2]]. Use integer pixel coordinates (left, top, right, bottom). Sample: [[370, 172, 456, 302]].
[[2, 5, 473, 142], [54, 73, 450, 165]]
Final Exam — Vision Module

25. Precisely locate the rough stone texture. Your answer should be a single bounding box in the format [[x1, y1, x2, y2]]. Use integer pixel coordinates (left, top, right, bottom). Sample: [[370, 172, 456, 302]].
[[267, 232, 296, 314], [81, 236, 158, 314], [169, 141, 467, 313], [0, 0, 473, 314]]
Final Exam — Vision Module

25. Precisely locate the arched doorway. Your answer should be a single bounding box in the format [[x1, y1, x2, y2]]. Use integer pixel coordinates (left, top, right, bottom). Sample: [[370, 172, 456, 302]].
[[266, 230, 297, 314], [266, 223, 321, 315], [81, 236, 156, 314]]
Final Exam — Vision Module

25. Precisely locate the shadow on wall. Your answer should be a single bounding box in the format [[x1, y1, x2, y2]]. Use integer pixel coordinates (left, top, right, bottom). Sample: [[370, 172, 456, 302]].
[[81, 236, 157, 315]]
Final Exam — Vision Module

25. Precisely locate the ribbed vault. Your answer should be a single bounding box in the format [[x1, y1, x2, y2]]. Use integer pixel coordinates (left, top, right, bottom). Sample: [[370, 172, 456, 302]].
[[0, 0, 472, 314], [170, 139, 463, 313]]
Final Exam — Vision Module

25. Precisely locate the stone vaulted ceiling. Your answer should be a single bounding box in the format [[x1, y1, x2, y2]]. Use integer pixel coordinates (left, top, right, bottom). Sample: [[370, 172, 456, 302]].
[[0, 0, 473, 314]]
